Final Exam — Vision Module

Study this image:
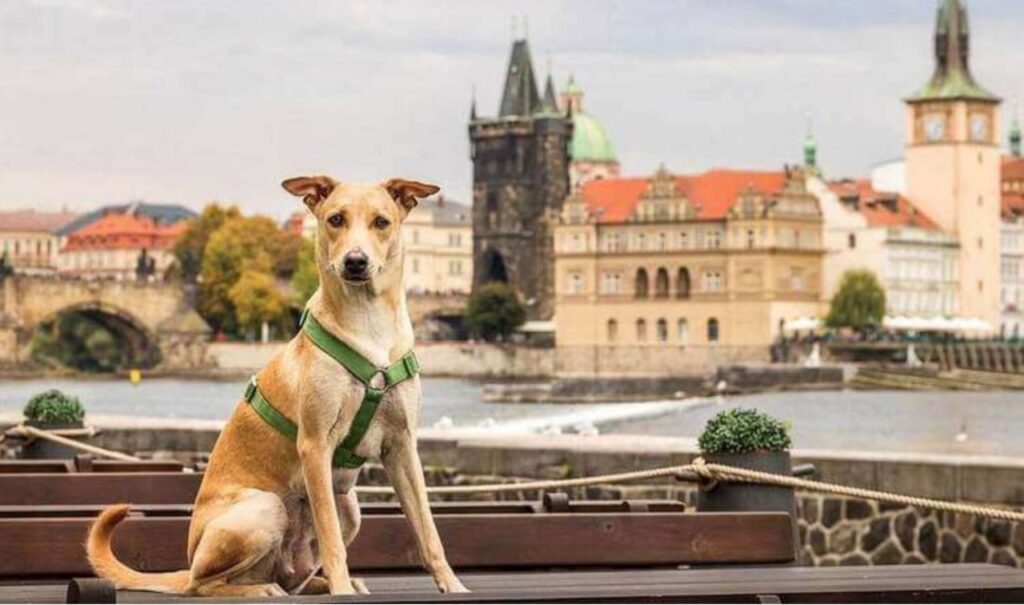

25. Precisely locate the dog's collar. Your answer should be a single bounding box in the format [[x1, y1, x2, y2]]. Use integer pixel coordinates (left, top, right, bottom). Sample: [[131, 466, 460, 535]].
[[243, 308, 419, 469]]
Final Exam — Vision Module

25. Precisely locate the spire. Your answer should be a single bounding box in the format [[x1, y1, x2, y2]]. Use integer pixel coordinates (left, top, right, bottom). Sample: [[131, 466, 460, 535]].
[[803, 114, 818, 172], [1011, 105, 1022, 157], [909, 0, 998, 102], [498, 38, 541, 117], [560, 73, 583, 114], [470, 85, 477, 121], [540, 73, 558, 114]]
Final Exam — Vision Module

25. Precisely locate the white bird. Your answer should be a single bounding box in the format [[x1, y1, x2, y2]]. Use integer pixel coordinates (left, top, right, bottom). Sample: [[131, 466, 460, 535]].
[[716, 380, 728, 393], [955, 420, 969, 443], [432, 416, 454, 430], [572, 421, 599, 437]]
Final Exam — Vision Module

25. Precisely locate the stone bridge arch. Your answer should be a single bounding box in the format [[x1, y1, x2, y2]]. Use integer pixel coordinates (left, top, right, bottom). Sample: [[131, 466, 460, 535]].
[[0, 276, 210, 370]]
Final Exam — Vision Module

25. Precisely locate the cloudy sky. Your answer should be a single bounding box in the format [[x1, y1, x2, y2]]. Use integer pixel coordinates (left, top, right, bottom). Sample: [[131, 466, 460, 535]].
[[1, 0, 1022, 218]]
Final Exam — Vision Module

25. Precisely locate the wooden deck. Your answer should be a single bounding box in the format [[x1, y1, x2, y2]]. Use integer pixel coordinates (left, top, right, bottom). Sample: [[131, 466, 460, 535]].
[[4, 565, 1024, 603]]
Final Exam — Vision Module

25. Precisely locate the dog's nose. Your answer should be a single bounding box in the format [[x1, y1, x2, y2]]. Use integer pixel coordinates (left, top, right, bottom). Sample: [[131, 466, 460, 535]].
[[343, 251, 369, 274]]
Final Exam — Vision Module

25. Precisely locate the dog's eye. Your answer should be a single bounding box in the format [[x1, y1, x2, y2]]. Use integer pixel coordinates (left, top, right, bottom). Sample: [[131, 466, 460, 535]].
[[373, 216, 391, 230], [327, 213, 345, 228]]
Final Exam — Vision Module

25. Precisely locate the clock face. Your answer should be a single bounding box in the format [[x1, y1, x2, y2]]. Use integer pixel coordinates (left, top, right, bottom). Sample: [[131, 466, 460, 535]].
[[970, 114, 989, 142], [924, 114, 946, 142]]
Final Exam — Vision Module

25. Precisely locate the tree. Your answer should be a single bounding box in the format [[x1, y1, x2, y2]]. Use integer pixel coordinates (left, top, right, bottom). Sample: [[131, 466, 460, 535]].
[[199, 216, 282, 335], [291, 237, 319, 307], [229, 269, 288, 336], [826, 269, 887, 331], [173, 204, 242, 282], [464, 283, 526, 342]]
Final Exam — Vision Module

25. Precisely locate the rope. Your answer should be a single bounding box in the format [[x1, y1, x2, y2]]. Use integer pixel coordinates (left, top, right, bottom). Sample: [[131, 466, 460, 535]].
[[4, 425, 141, 462], [358, 457, 1024, 522]]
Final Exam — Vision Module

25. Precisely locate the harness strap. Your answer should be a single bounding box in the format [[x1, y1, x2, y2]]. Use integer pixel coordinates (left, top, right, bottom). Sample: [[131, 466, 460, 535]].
[[242, 309, 419, 469]]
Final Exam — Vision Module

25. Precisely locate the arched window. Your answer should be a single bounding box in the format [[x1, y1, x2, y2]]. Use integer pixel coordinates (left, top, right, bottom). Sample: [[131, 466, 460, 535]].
[[655, 267, 670, 298], [677, 319, 689, 344], [636, 319, 647, 342], [656, 318, 668, 342], [607, 319, 618, 343], [707, 318, 720, 343], [634, 268, 649, 298], [676, 267, 691, 299]]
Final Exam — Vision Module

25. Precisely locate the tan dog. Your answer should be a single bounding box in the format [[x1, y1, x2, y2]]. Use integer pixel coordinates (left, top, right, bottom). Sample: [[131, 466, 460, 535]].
[[87, 176, 467, 597]]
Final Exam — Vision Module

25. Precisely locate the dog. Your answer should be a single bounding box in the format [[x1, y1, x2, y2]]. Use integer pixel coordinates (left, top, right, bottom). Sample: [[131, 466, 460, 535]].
[[87, 176, 468, 597]]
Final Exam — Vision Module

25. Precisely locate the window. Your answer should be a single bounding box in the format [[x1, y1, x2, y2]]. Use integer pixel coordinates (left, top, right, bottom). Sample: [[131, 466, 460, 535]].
[[703, 270, 724, 292], [705, 230, 722, 249], [676, 268, 691, 299], [636, 319, 647, 342], [677, 319, 689, 344], [659, 233, 667, 250], [747, 229, 755, 249], [634, 268, 649, 298], [601, 272, 622, 294], [707, 318, 720, 342], [637, 233, 646, 251], [679, 232, 688, 249], [607, 319, 618, 343], [656, 318, 668, 342], [655, 268, 670, 298], [412, 258, 419, 274], [412, 230, 420, 244], [569, 272, 583, 295], [848, 233, 856, 249], [449, 260, 462, 275]]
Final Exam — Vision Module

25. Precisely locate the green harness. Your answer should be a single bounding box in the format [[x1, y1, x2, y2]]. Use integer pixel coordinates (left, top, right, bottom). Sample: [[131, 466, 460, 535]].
[[242, 309, 420, 469]]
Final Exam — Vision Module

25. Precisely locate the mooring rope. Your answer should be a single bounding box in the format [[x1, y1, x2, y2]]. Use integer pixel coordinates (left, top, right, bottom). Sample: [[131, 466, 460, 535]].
[[1, 424, 140, 462], [358, 457, 1024, 522]]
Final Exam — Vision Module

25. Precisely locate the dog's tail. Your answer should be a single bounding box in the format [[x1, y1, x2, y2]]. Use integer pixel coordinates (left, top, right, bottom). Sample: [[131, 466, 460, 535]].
[[87, 505, 191, 594]]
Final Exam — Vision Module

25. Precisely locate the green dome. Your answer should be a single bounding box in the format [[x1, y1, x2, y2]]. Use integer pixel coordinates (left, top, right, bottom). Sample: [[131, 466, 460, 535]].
[[571, 111, 617, 163]]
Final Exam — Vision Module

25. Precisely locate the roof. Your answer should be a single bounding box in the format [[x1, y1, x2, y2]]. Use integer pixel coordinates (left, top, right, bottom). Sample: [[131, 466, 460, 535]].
[[827, 179, 939, 230], [579, 169, 787, 224], [498, 39, 541, 117], [1003, 156, 1024, 181], [1002, 157, 1024, 217], [571, 112, 617, 164], [423, 197, 471, 226], [55, 202, 195, 236], [0, 210, 78, 233], [62, 212, 187, 252], [908, 0, 998, 102]]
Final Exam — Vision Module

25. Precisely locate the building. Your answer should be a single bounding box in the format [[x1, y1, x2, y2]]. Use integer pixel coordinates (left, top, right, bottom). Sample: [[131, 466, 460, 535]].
[[403, 196, 473, 294], [469, 37, 573, 320], [554, 165, 824, 371], [560, 76, 620, 188], [57, 203, 193, 280], [0, 210, 78, 273], [1000, 143, 1024, 336], [903, 0, 1002, 327], [811, 177, 959, 318]]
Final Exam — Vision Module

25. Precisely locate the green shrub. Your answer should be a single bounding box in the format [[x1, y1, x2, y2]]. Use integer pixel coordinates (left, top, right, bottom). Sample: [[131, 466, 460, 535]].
[[23, 389, 86, 424], [464, 282, 526, 342], [698, 408, 792, 454]]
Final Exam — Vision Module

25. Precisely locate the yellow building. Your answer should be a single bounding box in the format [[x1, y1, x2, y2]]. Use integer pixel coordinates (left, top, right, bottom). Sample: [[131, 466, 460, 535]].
[[402, 197, 473, 294], [553, 165, 824, 371]]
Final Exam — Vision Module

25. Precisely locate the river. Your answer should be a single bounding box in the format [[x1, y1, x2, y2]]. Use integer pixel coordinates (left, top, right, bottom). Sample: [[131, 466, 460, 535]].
[[1, 377, 1020, 457]]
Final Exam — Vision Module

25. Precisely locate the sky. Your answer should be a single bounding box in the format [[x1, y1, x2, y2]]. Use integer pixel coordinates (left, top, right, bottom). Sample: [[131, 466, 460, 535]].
[[1, 0, 1022, 219]]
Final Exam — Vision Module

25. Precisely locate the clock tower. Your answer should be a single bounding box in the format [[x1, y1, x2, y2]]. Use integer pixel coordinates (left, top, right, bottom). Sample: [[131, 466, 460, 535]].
[[905, 0, 1001, 325]]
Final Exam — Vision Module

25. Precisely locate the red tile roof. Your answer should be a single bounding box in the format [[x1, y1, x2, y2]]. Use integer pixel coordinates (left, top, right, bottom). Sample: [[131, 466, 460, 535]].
[[1003, 157, 1024, 217], [63, 212, 186, 252], [827, 179, 939, 230], [0, 210, 78, 233], [580, 169, 786, 224]]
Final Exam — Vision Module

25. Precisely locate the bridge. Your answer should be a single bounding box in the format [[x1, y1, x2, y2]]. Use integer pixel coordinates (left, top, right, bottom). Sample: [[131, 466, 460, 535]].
[[0, 276, 210, 370]]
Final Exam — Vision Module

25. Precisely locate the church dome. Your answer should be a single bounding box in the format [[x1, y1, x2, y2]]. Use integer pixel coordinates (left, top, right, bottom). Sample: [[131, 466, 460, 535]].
[[571, 111, 617, 163]]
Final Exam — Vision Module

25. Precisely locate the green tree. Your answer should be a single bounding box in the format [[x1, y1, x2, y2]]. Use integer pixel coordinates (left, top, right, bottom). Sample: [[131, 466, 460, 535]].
[[464, 283, 526, 342], [291, 237, 319, 307], [826, 269, 887, 331], [199, 216, 279, 335], [229, 269, 288, 336], [173, 204, 241, 282]]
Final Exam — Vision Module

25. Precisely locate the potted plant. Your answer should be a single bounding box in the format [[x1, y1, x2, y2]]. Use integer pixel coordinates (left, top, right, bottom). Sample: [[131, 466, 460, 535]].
[[21, 389, 87, 459], [695, 408, 798, 558]]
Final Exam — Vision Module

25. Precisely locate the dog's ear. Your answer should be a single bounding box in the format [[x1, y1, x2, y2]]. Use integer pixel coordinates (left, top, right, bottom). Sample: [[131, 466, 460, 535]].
[[384, 178, 439, 214], [281, 175, 338, 211]]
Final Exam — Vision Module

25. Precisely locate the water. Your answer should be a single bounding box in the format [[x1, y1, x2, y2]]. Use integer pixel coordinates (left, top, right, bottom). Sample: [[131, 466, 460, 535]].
[[2, 378, 1021, 457]]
